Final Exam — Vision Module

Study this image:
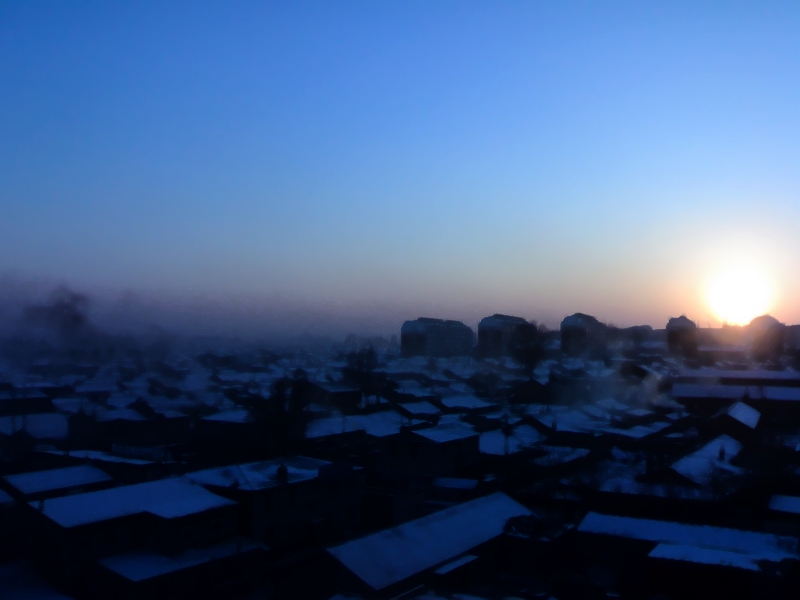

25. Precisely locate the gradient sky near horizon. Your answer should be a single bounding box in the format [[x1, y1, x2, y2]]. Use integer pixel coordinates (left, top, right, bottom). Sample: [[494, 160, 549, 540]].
[[2, 1, 800, 333]]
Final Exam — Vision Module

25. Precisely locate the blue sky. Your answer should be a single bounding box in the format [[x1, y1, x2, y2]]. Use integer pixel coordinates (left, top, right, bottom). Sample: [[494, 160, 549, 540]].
[[2, 1, 800, 332]]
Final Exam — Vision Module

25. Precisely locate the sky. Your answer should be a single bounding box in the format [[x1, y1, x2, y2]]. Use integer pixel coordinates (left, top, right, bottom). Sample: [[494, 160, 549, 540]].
[[2, 1, 800, 335]]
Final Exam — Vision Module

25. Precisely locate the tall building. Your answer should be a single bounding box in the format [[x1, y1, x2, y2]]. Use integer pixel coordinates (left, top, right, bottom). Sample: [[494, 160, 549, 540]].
[[477, 314, 527, 357], [666, 315, 698, 358], [400, 318, 474, 357], [560, 313, 608, 357]]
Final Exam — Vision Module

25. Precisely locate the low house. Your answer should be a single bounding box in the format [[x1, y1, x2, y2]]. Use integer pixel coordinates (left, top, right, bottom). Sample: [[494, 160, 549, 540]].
[[577, 512, 800, 599], [2, 465, 113, 502], [192, 409, 269, 461], [93, 537, 267, 599], [38, 448, 167, 484], [27, 477, 241, 595], [324, 492, 530, 598], [380, 423, 480, 477], [669, 435, 744, 491], [0, 413, 69, 446], [766, 494, 800, 536], [438, 394, 495, 415], [704, 402, 760, 443], [186, 456, 364, 549]]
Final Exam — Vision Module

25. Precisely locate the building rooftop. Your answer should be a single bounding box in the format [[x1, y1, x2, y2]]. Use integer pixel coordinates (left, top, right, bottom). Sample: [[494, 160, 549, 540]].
[[306, 410, 421, 439], [671, 435, 743, 487], [441, 395, 493, 411], [98, 538, 264, 582], [187, 456, 330, 491], [414, 422, 478, 444], [648, 543, 760, 571], [33, 477, 235, 528], [769, 494, 800, 515], [399, 401, 441, 416], [201, 409, 252, 423], [327, 492, 530, 590], [578, 512, 798, 564], [479, 425, 546, 456], [42, 449, 153, 465], [4, 465, 112, 497], [723, 402, 760, 429]]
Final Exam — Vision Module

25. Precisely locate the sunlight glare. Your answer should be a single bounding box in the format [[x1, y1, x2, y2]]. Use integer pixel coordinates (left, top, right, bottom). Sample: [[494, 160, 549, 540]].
[[706, 264, 773, 326]]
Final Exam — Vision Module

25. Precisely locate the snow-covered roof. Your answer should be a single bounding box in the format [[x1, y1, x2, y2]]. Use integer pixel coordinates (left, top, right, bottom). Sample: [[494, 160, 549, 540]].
[[3, 465, 111, 496], [94, 408, 147, 422], [530, 445, 590, 467], [42, 449, 153, 465], [201, 409, 252, 423], [399, 401, 441, 416], [579, 512, 798, 564], [648, 543, 760, 571], [441, 395, 493, 411], [433, 554, 478, 575], [305, 415, 364, 438], [306, 411, 420, 439], [768, 494, 800, 515], [52, 397, 94, 414], [187, 456, 329, 491], [327, 492, 530, 590], [599, 474, 716, 501], [33, 478, 235, 528], [99, 538, 264, 582], [671, 435, 743, 487], [724, 402, 760, 429], [609, 422, 671, 439], [627, 408, 653, 418], [413, 423, 477, 443], [394, 385, 436, 398], [479, 425, 546, 456]]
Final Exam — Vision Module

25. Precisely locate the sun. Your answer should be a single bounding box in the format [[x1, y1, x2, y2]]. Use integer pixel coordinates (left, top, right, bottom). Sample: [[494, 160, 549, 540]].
[[706, 264, 773, 326]]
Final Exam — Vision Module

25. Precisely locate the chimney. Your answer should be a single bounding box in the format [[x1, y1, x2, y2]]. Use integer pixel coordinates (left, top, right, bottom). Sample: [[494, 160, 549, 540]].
[[276, 463, 289, 485]]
